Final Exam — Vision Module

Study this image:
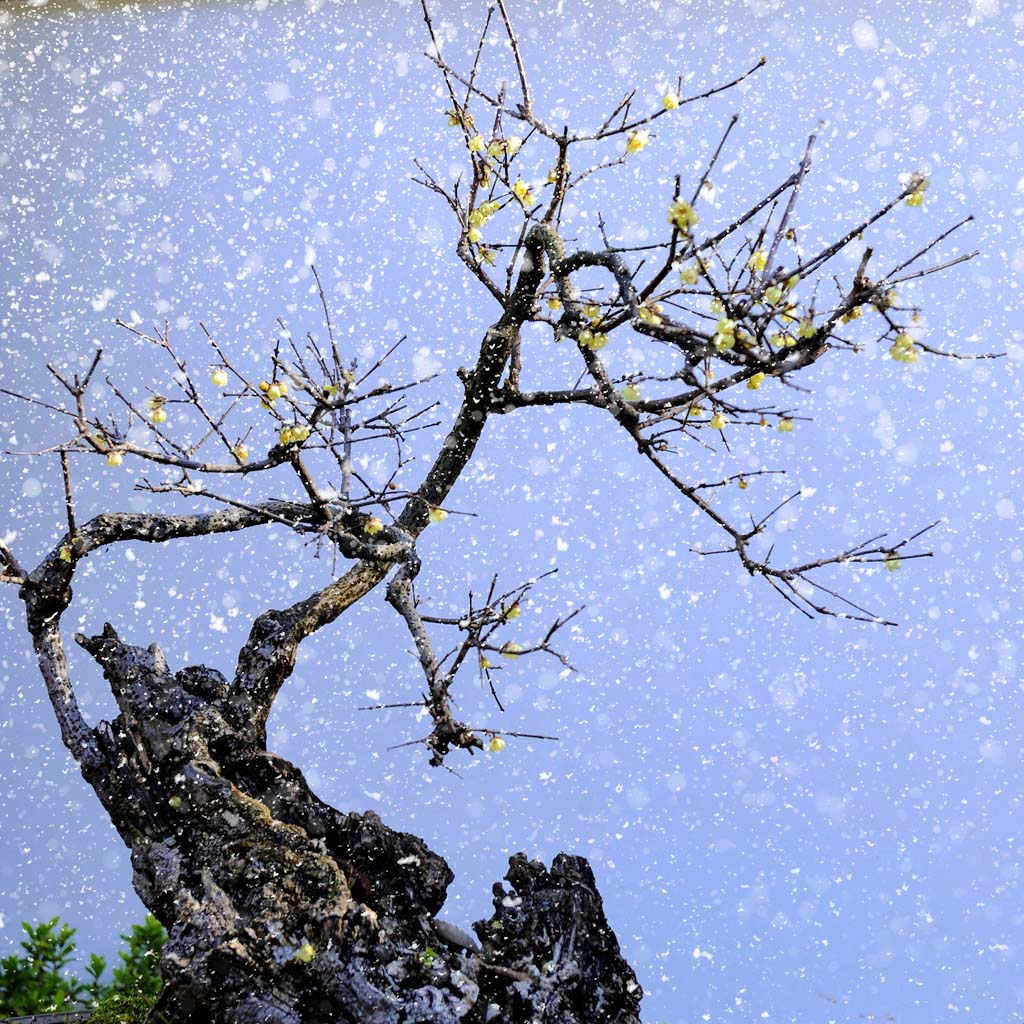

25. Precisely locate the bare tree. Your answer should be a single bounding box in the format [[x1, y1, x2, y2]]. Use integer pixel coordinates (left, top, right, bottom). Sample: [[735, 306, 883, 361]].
[[0, 3, 983, 1022]]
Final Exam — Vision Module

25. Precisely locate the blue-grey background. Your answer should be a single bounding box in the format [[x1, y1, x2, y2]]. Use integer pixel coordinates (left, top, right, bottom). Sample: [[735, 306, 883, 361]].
[[1, 0, 1021, 1020]]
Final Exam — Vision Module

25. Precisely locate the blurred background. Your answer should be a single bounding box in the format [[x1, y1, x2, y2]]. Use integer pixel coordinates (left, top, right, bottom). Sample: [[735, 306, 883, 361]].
[[1, 0, 1021, 1020]]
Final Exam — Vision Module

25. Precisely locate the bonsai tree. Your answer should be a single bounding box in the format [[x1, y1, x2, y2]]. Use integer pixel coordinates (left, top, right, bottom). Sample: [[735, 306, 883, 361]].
[[0, 2, 981, 1021]]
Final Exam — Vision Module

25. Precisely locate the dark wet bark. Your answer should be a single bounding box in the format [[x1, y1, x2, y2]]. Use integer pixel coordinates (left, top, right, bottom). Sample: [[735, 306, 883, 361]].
[[64, 624, 641, 1024]]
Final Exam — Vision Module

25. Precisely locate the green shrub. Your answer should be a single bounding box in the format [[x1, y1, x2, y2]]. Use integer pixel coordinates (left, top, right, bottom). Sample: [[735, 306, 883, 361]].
[[0, 914, 166, 1018]]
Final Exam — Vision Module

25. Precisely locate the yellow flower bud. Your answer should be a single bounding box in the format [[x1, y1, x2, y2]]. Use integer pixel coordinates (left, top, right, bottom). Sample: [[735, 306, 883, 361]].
[[293, 943, 316, 964], [106, 451, 124, 467], [488, 736, 506, 753], [211, 368, 229, 387], [428, 506, 448, 523]]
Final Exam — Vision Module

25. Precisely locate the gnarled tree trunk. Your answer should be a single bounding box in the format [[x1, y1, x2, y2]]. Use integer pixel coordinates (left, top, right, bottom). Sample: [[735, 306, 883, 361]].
[[67, 623, 641, 1024]]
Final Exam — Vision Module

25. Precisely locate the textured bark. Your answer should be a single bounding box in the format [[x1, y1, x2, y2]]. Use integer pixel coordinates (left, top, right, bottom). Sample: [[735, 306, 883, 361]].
[[65, 624, 641, 1024]]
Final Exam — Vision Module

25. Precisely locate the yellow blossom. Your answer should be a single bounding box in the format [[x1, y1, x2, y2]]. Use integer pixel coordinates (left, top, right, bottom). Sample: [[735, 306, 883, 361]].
[[662, 92, 680, 110], [679, 265, 699, 286], [709, 297, 724, 314], [293, 944, 316, 964], [479, 248, 497, 266], [512, 179, 535, 206], [578, 329, 609, 351], [778, 417, 794, 433], [505, 135, 523, 155], [504, 603, 522, 621], [668, 198, 699, 232], [428, 506, 448, 523], [747, 248, 768, 272], [365, 516, 384, 535], [710, 412, 728, 430], [547, 296, 562, 311], [620, 383, 641, 402], [763, 285, 783, 305], [211, 368, 229, 387], [840, 306, 862, 324], [583, 302, 601, 320], [488, 736, 506, 753], [467, 133, 486, 153], [150, 407, 167, 424], [638, 303, 663, 325], [233, 443, 249, 462], [106, 451, 124, 467], [59, 545, 73, 563], [467, 227, 483, 243], [796, 319, 816, 339], [713, 333, 735, 352], [738, 477, 748, 490], [785, 274, 800, 290], [884, 555, 903, 571], [626, 129, 650, 154], [480, 656, 492, 670], [501, 642, 522, 660], [747, 372, 766, 390]]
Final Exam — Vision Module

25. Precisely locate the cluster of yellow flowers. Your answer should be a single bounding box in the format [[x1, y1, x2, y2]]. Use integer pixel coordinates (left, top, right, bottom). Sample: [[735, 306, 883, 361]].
[[512, 178, 536, 207], [778, 417, 795, 433], [488, 135, 523, 158], [713, 317, 736, 351], [578, 328, 609, 351], [467, 199, 501, 244], [889, 332, 919, 364], [279, 424, 312, 445], [637, 303, 663, 325], [258, 380, 289, 403]]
